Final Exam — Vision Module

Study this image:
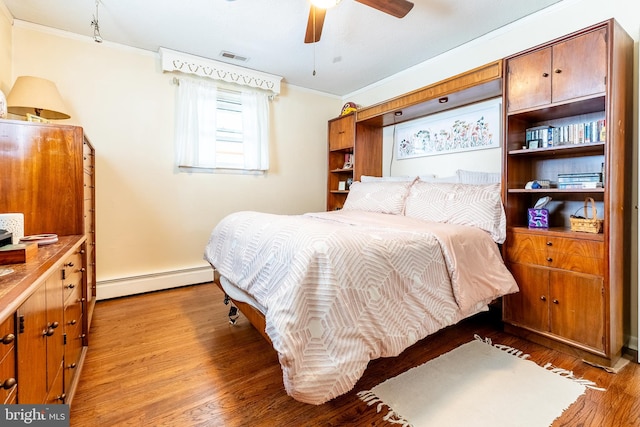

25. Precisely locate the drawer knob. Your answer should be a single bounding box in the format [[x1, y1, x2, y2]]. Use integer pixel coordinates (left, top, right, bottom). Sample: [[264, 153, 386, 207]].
[[67, 363, 77, 369], [50, 321, 59, 329], [69, 319, 77, 326], [546, 241, 552, 246], [1, 378, 16, 390], [540, 296, 546, 301], [56, 393, 66, 402], [1, 333, 15, 345], [553, 299, 559, 304], [542, 72, 549, 77], [43, 327, 55, 337], [65, 262, 75, 267], [546, 257, 553, 262], [554, 68, 562, 74], [66, 283, 75, 289]]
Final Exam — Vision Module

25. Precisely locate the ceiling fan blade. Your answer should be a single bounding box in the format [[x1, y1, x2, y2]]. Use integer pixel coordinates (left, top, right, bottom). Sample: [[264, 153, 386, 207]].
[[355, 0, 414, 18], [304, 6, 327, 44]]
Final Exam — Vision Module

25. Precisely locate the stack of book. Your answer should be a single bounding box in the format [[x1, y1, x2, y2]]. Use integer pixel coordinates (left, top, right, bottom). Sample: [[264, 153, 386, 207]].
[[557, 172, 603, 189]]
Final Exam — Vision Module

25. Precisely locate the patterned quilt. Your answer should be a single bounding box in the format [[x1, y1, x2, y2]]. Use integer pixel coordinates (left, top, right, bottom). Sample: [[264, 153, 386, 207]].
[[204, 210, 518, 404]]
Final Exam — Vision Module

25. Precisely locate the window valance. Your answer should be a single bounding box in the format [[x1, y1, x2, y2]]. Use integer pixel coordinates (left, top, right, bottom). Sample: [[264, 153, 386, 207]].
[[159, 47, 282, 95]]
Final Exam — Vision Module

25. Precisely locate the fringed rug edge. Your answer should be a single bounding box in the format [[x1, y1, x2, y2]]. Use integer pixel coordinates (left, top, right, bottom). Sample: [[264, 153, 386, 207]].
[[357, 334, 605, 427]]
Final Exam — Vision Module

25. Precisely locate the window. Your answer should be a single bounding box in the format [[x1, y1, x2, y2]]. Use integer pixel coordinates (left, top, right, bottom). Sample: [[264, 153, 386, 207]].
[[175, 77, 270, 171]]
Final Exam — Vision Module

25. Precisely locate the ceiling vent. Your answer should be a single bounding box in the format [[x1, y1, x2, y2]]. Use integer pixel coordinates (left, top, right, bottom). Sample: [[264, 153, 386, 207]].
[[220, 51, 248, 62]]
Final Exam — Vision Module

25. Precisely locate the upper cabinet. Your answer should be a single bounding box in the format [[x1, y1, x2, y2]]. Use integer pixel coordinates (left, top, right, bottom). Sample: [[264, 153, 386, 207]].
[[506, 27, 607, 113]]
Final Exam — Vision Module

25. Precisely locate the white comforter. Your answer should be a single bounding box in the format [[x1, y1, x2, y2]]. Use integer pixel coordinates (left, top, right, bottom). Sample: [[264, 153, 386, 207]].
[[204, 210, 518, 404]]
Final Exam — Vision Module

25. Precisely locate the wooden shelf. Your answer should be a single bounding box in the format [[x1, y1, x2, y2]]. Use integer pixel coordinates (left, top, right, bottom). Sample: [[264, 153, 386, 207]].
[[508, 188, 604, 194], [508, 142, 605, 157]]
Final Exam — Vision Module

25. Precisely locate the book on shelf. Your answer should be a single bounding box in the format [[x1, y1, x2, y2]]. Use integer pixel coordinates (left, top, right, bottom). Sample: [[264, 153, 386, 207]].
[[557, 181, 604, 189], [557, 172, 602, 183], [526, 120, 606, 147]]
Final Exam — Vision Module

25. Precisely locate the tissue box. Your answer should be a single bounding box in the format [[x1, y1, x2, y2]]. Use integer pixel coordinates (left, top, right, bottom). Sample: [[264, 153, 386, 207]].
[[528, 208, 549, 228]]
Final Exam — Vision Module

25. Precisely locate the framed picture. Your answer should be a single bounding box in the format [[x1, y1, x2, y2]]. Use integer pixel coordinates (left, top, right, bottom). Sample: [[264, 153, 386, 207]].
[[395, 98, 501, 159]]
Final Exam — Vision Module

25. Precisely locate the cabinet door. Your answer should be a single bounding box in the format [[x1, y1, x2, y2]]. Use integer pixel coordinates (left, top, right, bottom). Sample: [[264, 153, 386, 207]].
[[16, 276, 65, 404], [503, 263, 549, 332], [549, 270, 605, 351], [17, 282, 48, 403], [506, 48, 551, 112], [328, 114, 355, 151], [552, 28, 607, 104], [46, 276, 64, 401]]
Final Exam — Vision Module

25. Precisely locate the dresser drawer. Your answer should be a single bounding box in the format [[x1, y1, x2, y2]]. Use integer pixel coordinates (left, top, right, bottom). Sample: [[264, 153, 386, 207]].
[[64, 318, 84, 393], [505, 232, 604, 275], [62, 252, 84, 303]]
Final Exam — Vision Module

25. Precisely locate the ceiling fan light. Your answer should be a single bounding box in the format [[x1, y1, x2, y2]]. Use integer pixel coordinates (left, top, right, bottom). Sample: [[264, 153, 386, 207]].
[[310, 0, 341, 9]]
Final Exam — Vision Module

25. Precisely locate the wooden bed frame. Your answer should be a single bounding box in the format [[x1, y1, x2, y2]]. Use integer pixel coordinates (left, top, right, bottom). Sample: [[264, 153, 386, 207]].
[[213, 269, 272, 345]]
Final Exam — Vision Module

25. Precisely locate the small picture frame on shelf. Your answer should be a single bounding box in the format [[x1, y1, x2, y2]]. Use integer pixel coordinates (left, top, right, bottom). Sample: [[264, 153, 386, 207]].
[[338, 181, 346, 191], [528, 139, 540, 149], [343, 153, 353, 169]]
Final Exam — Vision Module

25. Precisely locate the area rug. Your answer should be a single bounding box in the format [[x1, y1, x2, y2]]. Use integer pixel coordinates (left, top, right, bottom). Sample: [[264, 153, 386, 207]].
[[358, 335, 603, 427]]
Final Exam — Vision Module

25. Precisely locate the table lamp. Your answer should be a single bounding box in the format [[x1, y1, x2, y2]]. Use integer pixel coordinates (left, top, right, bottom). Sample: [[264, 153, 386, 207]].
[[6, 76, 70, 120]]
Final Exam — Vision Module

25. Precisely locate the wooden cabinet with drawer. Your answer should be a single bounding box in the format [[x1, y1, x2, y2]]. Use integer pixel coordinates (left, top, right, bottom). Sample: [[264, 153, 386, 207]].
[[503, 229, 606, 353], [501, 20, 632, 367]]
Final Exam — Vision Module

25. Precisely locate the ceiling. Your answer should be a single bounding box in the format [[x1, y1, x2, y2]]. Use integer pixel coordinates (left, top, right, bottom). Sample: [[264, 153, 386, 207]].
[[3, 0, 564, 96]]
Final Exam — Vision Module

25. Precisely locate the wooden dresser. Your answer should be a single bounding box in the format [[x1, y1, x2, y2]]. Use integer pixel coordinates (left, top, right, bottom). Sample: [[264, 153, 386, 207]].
[[501, 20, 633, 367], [0, 119, 96, 404]]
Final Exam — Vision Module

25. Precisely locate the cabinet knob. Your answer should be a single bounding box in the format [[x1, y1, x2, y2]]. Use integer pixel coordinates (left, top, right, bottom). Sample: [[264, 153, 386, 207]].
[[554, 68, 562, 74], [542, 72, 549, 77], [67, 363, 77, 369], [1, 333, 15, 345], [66, 283, 75, 289], [69, 319, 77, 326], [546, 257, 553, 262], [50, 321, 59, 329], [43, 328, 55, 337], [540, 295, 546, 301], [56, 393, 66, 402], [65, 262, 75, 267], [553, 299, 559, 304], [546, 241, 552, 246], [1, 378, 16, 390]]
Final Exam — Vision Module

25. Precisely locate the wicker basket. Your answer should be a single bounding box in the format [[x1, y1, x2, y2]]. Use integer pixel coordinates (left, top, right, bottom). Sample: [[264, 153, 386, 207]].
[[569, 197, 603, 234]]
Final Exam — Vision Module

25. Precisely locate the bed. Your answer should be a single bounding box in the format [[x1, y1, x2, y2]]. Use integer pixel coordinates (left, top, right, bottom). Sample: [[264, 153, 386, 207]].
[[204, 177, 519, 405]]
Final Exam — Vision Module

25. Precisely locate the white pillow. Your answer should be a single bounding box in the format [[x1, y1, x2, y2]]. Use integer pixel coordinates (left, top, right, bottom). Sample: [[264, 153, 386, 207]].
[[360, 175, 417, 183], [405, 181, 506, 243], [456, 169, 501, 184], [342, 180, 414, 215], [419, 175, 459, 183]]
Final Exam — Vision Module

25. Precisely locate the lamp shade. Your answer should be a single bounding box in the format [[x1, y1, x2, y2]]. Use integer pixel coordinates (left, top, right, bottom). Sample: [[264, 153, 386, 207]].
[[6, 76, 70, 120]]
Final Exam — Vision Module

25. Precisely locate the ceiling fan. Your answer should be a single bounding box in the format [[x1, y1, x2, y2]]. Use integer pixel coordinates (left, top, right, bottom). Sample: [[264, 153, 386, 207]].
[[304, 0, 415, 44]]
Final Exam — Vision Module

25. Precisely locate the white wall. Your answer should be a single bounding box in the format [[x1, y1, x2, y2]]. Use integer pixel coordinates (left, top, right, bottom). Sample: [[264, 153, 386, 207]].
[[9, 22, 342, 298], [346, 0, 640, 352], [0, 2, 12, 95]]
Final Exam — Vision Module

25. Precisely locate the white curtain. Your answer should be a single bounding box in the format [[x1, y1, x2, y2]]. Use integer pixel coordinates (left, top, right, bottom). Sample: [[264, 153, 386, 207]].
[[241, 89, 270, 170], [175, 77, 270, 171]]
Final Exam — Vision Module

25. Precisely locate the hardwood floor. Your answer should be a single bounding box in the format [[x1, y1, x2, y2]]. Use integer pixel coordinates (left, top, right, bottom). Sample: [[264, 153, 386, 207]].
[[70, 283, 640, 426]]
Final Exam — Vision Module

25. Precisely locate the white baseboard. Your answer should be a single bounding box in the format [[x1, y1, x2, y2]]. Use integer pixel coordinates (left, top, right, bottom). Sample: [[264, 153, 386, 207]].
[[96, 266, 214, 300]]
